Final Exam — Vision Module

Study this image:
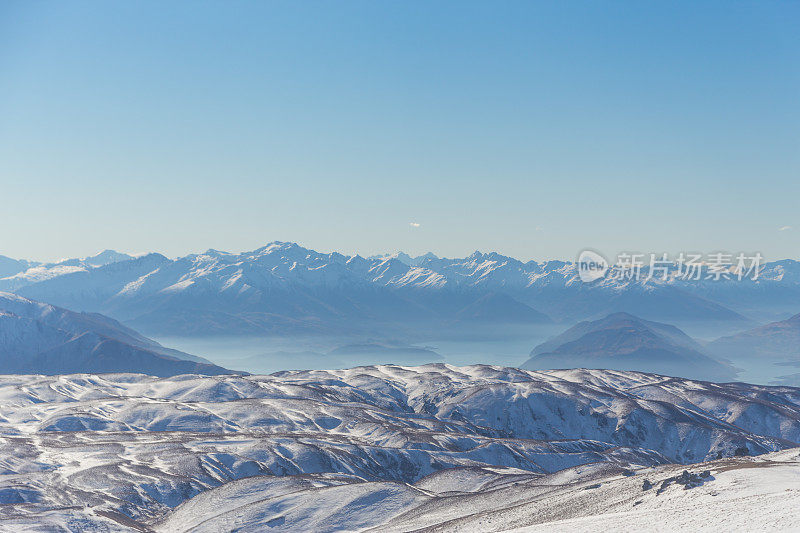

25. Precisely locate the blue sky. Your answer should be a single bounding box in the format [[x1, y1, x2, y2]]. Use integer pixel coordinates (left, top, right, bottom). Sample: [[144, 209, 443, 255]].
[[1, 1, 799, 262]]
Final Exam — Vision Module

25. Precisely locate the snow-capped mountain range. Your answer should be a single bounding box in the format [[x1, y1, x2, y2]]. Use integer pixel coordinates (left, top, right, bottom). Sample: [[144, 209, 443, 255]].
[[0, 249, 137, 291], [2, 242, 798, 337], [0, 364, 797, 531]]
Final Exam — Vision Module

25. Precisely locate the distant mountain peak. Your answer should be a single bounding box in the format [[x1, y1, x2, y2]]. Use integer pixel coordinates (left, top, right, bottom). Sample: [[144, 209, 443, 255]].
[[82, 249, 135, 267], [253, 241, 301, 253], [369, 251, 440, 267], [596, 311, 648, 324], [523, 311, 735, 381], [203, 248, 235, 257]]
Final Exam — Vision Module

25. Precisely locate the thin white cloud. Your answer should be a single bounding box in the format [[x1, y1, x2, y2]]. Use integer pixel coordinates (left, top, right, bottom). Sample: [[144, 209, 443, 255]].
[[779, 225, 792, 231], [409, 222, 421, 228]]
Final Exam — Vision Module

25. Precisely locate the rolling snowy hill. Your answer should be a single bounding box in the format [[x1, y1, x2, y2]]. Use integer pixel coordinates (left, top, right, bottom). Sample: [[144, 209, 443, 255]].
[[0, 364, 798, 530]]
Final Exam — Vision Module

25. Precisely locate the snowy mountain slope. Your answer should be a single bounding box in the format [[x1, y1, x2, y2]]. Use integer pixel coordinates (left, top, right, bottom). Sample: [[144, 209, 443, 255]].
[[0, 292, 232, 376], [522, 312, 738, 381], [0, 242, 771, 337], [0, 290, 167, 351], [507, 449, 800, 532], [373, 448, 800, 533], [7, 444, 798, 532], [0, 365, 798, 530], [0, 255, 37, 278], [13, 252, 171, 313]]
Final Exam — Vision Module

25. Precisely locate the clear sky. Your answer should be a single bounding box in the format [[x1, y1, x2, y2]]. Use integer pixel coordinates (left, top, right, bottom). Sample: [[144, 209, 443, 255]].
[[1, 1, 799, 262]]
